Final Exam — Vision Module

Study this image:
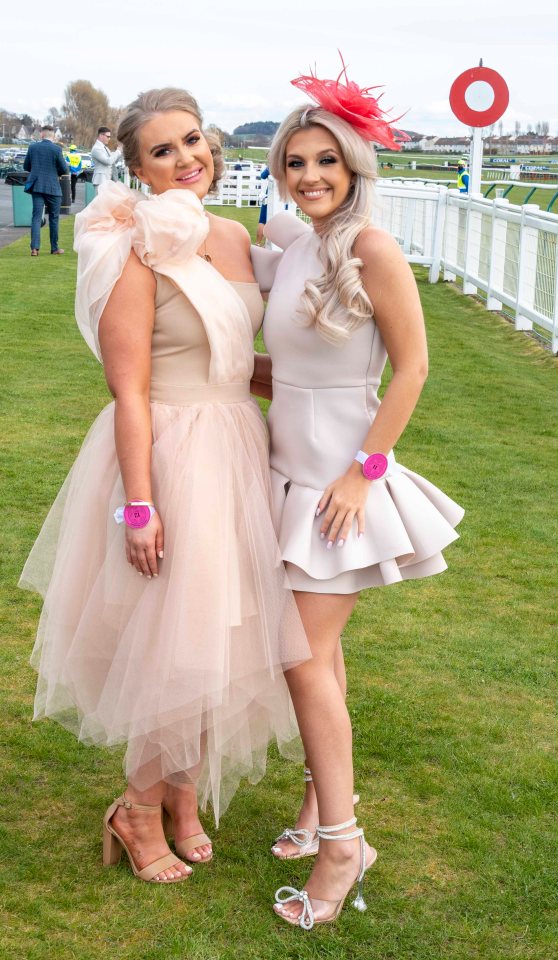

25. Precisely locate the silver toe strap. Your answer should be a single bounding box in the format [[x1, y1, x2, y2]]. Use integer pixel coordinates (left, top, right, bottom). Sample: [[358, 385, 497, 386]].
[[275, 886, 314, 930], [274, 827, 315, 847]]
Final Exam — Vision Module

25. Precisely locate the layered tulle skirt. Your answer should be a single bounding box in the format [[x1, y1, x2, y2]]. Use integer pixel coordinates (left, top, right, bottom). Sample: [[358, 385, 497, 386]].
[[20, 388, 310, 822]]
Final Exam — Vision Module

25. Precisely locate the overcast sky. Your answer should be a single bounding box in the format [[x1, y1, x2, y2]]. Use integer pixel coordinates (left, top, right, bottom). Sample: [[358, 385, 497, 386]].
[[2, 0, 557, 138]]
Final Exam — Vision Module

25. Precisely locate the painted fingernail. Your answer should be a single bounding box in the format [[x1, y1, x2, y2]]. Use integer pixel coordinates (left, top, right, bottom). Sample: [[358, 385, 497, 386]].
[[338, 539, 344, 548], [153, 573, 158, 577], [138, 571, 143, 576], [358, 532, 364, 539], [327, 540, 333, 550], [320, 532, 325, 540], [315, 507, 321, 517], [158, 551, 164, 559]]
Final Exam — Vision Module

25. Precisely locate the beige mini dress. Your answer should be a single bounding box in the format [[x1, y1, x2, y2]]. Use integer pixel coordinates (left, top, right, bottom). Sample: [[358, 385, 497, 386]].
[[261, 214, 464, 594]]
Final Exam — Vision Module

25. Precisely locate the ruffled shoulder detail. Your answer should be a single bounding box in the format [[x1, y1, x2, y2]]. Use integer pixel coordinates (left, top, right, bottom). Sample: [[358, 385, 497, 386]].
[[73, 184, 252, 383], [74, 182, 143, 360], [132, 188, 208, 269]]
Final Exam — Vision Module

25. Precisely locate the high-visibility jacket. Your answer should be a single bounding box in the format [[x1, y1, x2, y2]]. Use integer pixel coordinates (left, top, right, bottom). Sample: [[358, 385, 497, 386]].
[[457, 169, 469, 193], [67, 152, 83, 176]]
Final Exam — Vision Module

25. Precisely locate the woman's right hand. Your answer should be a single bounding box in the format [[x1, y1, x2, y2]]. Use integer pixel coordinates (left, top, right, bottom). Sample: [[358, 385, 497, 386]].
[[125, 513, 164, 578]]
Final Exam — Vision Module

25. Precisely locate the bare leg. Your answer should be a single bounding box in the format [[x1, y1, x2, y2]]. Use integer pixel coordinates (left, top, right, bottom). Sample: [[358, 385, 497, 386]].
[[272, 635, 348, 858], [274, 592, 374, 923], [110, 780, 191, 881]]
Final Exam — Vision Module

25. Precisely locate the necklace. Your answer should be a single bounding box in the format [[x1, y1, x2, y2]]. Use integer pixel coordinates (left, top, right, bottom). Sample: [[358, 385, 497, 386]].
[[202, 243, 212, 263]]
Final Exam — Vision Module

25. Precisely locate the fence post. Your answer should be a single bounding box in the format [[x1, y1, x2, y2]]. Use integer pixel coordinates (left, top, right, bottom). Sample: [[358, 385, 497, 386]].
[[551, 236, 558, 354], [515, 204, 539, 331], [443, 192, 459, 281], [486, 198, 509, 310], [463, 193, 483, 295], [429, 187, 447, 283]]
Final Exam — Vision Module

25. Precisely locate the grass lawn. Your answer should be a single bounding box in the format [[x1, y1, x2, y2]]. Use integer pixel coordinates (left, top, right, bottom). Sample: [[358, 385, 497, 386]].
[[1, 213, 556, 960]]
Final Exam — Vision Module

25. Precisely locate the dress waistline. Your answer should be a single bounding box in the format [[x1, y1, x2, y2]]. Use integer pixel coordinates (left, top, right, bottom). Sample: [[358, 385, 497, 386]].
[[150, 380, 251, 406]]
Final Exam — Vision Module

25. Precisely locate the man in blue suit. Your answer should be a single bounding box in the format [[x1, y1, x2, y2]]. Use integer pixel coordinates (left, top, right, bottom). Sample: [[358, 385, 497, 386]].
[[23, 125, 68, 256]]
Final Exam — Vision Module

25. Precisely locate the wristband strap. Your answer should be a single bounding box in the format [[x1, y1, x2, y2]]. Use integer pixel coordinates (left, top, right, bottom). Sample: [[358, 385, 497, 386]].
[[354, 450, 388, 481], [114, 501, 156, 529]]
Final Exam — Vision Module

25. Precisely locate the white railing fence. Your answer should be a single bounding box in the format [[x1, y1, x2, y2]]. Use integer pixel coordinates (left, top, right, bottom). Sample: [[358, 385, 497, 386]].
[[121, 164, 558, 354], [266, 177, 558, 354]]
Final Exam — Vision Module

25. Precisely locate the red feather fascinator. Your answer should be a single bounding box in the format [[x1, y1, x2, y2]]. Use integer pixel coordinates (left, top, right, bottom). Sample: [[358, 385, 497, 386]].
[[291, 53, 409, 151]]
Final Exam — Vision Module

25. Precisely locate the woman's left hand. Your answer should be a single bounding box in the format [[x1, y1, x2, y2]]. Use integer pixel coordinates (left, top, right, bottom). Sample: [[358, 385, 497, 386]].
[[317, 465, 371, 547]]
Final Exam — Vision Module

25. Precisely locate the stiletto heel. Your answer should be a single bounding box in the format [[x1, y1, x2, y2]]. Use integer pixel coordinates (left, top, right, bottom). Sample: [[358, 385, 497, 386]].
[[103, 795, 191, 883], [271, 767, 360, 860], [274, 816, 377, 930], [352, 874, 367, 912]]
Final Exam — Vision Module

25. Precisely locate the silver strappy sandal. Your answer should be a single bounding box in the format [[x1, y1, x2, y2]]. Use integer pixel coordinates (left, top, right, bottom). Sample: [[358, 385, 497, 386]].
[[273, 816, 377, 930], [271, 767, 360, 860], [271, 768, 319, 859]]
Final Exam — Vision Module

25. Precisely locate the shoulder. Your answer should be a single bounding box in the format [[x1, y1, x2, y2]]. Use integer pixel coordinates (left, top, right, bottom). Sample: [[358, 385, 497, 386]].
[[210, 213, 251, 251], [123, 249, 156, 287], [353, 225, 403, 268], [264, 211, 311, 250], [112, 250, 156, 302]]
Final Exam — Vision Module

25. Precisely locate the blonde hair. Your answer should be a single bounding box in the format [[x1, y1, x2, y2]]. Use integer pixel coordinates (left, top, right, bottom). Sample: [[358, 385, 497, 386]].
[[268, 106, 377, 344], [117, 87, 224, 194]]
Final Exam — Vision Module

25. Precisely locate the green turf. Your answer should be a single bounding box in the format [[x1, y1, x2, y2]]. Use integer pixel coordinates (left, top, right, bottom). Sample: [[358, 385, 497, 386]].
[[1, 214, 556, 960]]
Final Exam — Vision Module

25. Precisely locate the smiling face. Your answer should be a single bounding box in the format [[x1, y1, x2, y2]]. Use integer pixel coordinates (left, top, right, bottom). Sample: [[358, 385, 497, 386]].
[[135, 109, 214, 198], [285, 126, 353, 224]]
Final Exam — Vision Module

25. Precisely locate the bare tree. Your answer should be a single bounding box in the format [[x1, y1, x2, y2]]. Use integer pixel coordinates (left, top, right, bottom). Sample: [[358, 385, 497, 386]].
[[62, 80, 113, 149]]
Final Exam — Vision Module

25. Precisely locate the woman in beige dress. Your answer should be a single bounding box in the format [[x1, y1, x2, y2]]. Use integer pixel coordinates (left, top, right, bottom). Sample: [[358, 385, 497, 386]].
[[19, 88, 310, 883], [250, 63, 464, 928]]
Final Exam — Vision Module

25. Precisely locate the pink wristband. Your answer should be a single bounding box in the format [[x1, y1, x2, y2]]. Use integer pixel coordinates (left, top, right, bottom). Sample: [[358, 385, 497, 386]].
[[354, 451, 388, 481], [114, 501, 156, 529]]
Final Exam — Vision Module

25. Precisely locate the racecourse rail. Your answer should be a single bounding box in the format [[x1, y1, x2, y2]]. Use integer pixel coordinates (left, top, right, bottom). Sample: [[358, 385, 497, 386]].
[[123, 167, 558, 354]]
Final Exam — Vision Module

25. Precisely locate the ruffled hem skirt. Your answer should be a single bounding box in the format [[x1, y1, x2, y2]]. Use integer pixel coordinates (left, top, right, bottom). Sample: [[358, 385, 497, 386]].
[[270, 458, 464, 594], [20, 396, 310, 822]]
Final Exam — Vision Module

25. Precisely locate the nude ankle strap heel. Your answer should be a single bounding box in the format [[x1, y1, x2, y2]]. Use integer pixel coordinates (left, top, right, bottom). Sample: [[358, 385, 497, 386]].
[[102, 795, 191, 883]]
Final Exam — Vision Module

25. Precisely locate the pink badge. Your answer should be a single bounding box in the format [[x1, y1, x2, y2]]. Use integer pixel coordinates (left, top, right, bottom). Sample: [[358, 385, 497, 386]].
[[362, 453, 388, 481], [123, 503, 152, 529]]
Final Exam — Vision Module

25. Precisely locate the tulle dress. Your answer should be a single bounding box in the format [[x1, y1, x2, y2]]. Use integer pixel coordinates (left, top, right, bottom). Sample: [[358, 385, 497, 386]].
[[19, 183, 311, 822], [253, 213, 464, 593]]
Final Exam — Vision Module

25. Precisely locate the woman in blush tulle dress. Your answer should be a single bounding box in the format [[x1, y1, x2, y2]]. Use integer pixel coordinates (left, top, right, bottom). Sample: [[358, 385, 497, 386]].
[[19, 88, 310, 884], [250, 61, 464, 928]]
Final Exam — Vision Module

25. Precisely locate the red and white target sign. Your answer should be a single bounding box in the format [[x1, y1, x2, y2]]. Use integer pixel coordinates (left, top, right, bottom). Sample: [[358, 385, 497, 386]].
[[450, 66, 509, 128]]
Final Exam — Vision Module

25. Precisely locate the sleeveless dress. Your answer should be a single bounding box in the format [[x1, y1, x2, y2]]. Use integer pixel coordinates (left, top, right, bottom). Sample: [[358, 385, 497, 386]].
[[258, 213, 464, 594], [19, 184, 310, 822]]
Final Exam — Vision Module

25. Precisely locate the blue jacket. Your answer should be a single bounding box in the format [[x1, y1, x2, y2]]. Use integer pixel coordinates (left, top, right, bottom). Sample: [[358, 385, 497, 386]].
[[23, 140, 68, 196]]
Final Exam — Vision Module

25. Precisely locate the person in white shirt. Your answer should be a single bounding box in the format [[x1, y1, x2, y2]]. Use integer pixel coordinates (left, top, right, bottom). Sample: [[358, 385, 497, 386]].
[[91, 126, 122, 191]]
